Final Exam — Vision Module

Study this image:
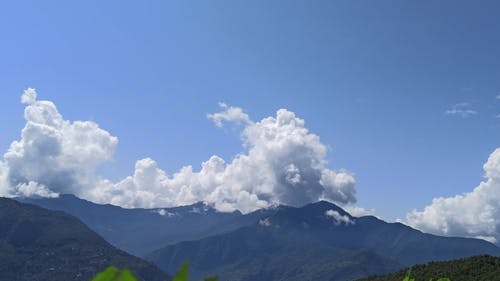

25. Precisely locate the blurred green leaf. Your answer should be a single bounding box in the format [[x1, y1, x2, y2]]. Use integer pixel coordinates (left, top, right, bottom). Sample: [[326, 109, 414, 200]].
[[91, 266, 120, 281], [403, 269, 415, 281], [91, 266, 138, 281], [173, 262, 189, 281]]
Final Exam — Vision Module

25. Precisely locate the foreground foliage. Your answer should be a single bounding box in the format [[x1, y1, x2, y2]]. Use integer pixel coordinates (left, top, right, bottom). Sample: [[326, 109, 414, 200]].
[[92, 262, 218, 281], [91, 266, 138, 281]]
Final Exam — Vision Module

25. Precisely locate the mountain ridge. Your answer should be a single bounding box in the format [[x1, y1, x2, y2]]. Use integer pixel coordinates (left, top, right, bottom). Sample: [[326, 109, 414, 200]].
[[146, 200, 500, 281], [17, 194, 261, 256], [0, 197, 169, 281]]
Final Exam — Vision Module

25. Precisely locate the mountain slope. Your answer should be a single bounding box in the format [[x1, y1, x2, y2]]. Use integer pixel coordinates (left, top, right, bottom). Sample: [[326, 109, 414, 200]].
[[0, 197, 169, 281], [357, 255, 500, 281], [146, 201, 500, 281], [18, 194, 268, 256], [147, 224, 402, 281]]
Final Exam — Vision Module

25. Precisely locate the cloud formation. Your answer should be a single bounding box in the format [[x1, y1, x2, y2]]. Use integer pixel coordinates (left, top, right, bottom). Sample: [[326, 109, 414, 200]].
[[445, 103, 477, 118], [326, 209, 354, 225], [343, 205, 376, 217], [207, 102, 251, 127], [91, 104, 357, 213], [407, 148, 500, 244], [0, 89, 357, 214], [0, 88, 118, 198]]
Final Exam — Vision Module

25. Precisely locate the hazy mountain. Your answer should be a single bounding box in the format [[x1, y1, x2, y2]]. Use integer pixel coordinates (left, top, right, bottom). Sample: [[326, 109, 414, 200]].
[[146, 201, 500, 281], [357, 255, 500, 281], [18, 194, 269, 256], [0, 197, 169, 281]]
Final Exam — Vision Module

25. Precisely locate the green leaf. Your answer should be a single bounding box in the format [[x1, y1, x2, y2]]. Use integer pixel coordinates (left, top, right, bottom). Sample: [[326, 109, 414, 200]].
[[203, 276, 219, 281], [436, 279, 451, 281], [91, 266, 139, 281], [172, 262, 189, 281], [91, 266, 120, 281], [116, 268, 139, 281]]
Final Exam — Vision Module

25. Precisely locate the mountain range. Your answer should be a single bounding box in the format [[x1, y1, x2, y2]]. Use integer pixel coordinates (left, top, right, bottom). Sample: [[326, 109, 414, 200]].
[[0, 197, 169, 281], [14, 196, 500, 281], [146, 201, 500, 281], [18, 194, 270, 256]]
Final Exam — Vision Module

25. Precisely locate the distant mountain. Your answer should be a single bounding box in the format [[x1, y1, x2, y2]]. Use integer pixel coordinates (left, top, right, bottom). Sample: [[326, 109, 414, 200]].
[[18, 194, 268, 256], [0, 197, 169, 281], [357, 255, 500, 281], [146, 201, 500, 281]]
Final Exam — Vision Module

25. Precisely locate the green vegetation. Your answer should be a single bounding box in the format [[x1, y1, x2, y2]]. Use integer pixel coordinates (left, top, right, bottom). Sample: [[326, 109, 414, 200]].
[[402, 269, 450, 281], [172, 263, 189, 281], [92, 262, 218, 281], [358, 255, 500, 281], [91, 266, 138, 281], [0, 198, 168, 281], [91, 263, 451, 281]]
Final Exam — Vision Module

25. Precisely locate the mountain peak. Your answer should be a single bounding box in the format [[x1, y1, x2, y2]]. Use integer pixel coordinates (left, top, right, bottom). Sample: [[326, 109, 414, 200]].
[[301, 200, 353, 218], [256, 200, 355, 229]]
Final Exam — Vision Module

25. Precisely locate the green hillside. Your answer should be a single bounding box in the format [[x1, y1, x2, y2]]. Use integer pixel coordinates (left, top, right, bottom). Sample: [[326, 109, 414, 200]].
[[357, 255, 500, 281], [147, 201, 500, 281], [0, 197, 169, 281]]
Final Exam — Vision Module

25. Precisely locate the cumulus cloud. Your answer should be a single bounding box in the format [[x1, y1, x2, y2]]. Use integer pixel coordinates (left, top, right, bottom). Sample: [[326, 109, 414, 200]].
[[407, 148, 500, 244], [91, 104, 357, 213], [1, 88, 118, 198], [16, 181, 58, 198], [326, 209, 354, 225], [445, 102, 477, 118], [1, 90, 357, 214]]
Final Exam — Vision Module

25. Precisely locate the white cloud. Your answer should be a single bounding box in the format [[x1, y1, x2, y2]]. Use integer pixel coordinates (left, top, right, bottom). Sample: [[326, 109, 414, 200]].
[[496, 95, 500, 100], [155, 208, 176, 217], [1, 89, 118, 198], [343, 205, 376, 217], [92, 104, 357, 213], [0, 162, 10, 197], [445, 102, 477, 118], [207, 102, 251, 127], [1, 91, 357, 214], [320, 169, 356, 204], [326, 209, 354, 225], [259, 217, 272, 227], [407, 148, 500, 244], [475, 235, 497, 244], [15, 181, 59, 198], [21, 87, 37, 105]]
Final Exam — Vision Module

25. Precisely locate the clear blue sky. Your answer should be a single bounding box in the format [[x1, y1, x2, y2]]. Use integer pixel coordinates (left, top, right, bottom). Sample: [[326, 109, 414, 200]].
[[1, 0, 499, 220]]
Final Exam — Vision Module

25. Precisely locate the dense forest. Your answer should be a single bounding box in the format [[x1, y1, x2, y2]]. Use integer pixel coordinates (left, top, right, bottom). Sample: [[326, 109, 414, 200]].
[[357, 255, 500, 281]]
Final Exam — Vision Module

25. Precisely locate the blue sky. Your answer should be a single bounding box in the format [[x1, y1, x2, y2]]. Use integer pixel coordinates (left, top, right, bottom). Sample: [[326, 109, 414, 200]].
[[1, 1, 499, 221]]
